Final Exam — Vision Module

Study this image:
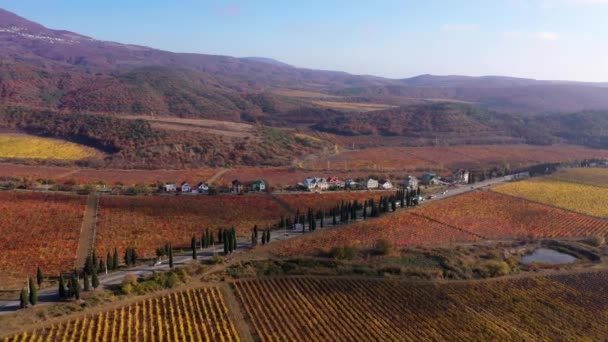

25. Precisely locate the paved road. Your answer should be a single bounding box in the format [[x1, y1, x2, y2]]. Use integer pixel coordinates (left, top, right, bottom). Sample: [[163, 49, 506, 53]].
[[0, 174, 516, 315]]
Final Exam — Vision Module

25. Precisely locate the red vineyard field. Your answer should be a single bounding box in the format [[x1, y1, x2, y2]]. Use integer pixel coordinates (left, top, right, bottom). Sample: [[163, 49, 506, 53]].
[[272, 211, 480, 257], [305, 144, 608, 172], [96, 194, 290, 257], [412, 191, 608, 239], [233, 274, 608, 341], [0, 192, 85, 289], [4, 287, 239, 341], [277, 191, 396, 213]]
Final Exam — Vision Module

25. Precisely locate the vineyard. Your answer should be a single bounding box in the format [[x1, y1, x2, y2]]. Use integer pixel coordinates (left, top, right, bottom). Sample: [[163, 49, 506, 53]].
[[4, 287, 240, 341], [493, 179, 608, 218], [96, 194, 289, 257], [548, 167, 608, 188], [277, 191, 396, 213], [0, 134, 101, 160], [233, 274, 608, 341], [305, 144, 608, 172], [272, 211, 480, 256], [412, 191, 608, 239], [0, 192, 86, 289]]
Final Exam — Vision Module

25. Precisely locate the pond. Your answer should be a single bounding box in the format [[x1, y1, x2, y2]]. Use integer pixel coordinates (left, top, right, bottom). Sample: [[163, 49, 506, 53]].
[[521, 248, 577, 265]]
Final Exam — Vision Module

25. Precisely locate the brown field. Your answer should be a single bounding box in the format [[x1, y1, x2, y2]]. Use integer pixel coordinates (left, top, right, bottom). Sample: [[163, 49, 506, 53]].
[[272, 89, 341, 99], [124, 116, 255, 138], [412, 191, 608, 240], [4, 287, 239, 341], [233, 273, 608, 341], [0, 192, 86, 289], [0, 163, 217, 186], [272, 211, 480, 257], [96, 194, 289, 257], [311, 100, 396, 112], [306, 144, 608, 172]]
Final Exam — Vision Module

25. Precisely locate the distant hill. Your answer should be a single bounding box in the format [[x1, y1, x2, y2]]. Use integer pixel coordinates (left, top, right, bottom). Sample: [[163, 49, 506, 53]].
[[2, 7, 608, 118]]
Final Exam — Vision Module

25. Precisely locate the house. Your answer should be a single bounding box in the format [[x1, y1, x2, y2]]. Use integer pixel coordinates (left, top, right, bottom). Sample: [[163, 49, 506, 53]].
[[421, 173, 440, 185], [197, 182, 209, 194], [180, 182, 191, 193], [345, 179, 359, 189], [251, 179, 266, 192], [366, 178, 379, 189], [231, 180, 244, 194], [304, 177, 329, 191], [326, 176, 345, 189], [163, 183, 177, 192], [380, 180, 393, 190], [453, 169, 470, 184], [404, 176, 419, 190]]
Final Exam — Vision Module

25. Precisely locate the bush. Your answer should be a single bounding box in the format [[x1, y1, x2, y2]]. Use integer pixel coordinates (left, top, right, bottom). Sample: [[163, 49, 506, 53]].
[[587, 235, 606, 247], [477, 261, 511, 278], [120, 273, 138, 294], [209, 255, 225, 265], [374, 240, 392, 256], [330, 246, 359, 260]]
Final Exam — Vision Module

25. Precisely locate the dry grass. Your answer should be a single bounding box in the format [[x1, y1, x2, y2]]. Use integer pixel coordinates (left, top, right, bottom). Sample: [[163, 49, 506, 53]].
[[548, 168, 608, 188], [311, 100, 396, 112]]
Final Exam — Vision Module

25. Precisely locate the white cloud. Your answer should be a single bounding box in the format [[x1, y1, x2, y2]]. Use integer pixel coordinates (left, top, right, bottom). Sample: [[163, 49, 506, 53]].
[[441, 24, 478, 32], [536, 31, 559, 41]]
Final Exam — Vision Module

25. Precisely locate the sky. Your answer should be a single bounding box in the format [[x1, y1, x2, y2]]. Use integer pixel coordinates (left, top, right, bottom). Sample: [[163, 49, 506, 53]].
[[1, 0, 607, 82]]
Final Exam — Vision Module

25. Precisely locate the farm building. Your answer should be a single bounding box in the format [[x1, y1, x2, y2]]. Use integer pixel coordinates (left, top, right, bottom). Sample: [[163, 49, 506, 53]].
[[197, 182, 209, 194], [404, 176, 419, 190], [327, 176, 345, 189], [367, 178, 379, 189], [164, 183, 177, 192], [453, 169, 470, 184], [304, 178, 329, 191], [251, 179, 266, 192], [232, 180, 244, 194], [380, 180, 393, 190], [180, 182, 192, 193], [345, 180, 359, 189], [421, 173, 440, 185]]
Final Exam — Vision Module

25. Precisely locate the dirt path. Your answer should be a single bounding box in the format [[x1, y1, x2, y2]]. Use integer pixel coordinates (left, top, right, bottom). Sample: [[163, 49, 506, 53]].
[[74, 193, 99, 269], [207, 168, 229, 185], [56, 169, 80, 179], [265, 192, 296, 215]]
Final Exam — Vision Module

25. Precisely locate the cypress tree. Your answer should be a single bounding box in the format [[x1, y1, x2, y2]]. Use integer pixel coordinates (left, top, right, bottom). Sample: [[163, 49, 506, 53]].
[[83, 274, 90, 292], [261, 231, 266, 245], [113, 248, 119, 269], [58, 274, 66, 299], [209, 231, 214, 246], [266, 229, 271, 243], [124, 248, 131, 266], [98, 258, 105, 274], [28, 277, 38, 305], [106, 252, 113, 271], [232, 228, 237, 251], [218, 228, 223, 243], [251, 231, 257, 246], [92, 271, 100, 289], [72, 273, 81, 300], [36, 266, 44, 287], [20, 287, 28, 309], [169, 244, 174, 269], [191, 235, 197, 260], [254, 225, 259, 240], [223, 234, 229, 254]]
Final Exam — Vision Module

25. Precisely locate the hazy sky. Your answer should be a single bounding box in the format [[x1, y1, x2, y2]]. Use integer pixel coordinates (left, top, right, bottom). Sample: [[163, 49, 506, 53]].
[[1, 0, 607, 81]]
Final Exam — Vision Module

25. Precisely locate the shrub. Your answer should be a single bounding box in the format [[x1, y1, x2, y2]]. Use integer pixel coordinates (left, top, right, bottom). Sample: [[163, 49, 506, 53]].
[[477, 261, 511, 278], [330, 245, 359, 260], [120, 274, 138, 294], [587, 235, 606, 247], [374, 240, 392, 256]]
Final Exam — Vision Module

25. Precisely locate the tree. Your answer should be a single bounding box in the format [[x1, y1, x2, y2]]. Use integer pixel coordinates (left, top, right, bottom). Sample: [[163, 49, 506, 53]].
[[106, 252, 113, 271], [113, 248, 119, 269], [58, 274, 66, 299], [83, 273, 90, 292], [169, 244, 174, 269], [71, 272, 81, 300], [191, 235, 197, 260], [92, 271, 100, 289], [266, 229, 271, 243], [28, 277, 38, 306], [36, 266, 44, 287], [232, 228, 237, 251], [98, 258, 105, 274], [20, 287, 28, 309]]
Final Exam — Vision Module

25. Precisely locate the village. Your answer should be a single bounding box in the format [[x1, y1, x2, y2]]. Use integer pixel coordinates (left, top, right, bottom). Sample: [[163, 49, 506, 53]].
[[158, 169, 472, 195]]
